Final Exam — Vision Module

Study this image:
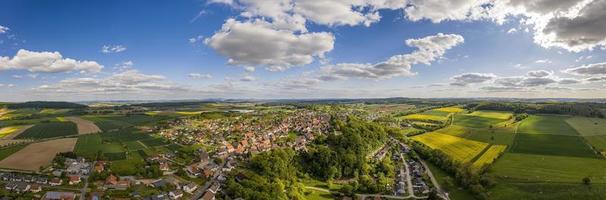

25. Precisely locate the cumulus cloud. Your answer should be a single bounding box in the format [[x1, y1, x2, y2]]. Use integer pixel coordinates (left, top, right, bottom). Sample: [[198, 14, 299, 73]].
[[526, 70, 552, 77], [188, 73, 213, 79], [211, 0, 408, 31], [563, 62, 606, 75], [320, 33, 464, 80], [450, 73, 496, 86], [101, 45, 127, 54], [495, 76, 557, 87], [0, 25, 8, 34], [534, 59, 551, 64], [404, 0, 491, 23], [0, 49, 103, 73], [36, 70, 186, 94], [205, 19, 334, 71]]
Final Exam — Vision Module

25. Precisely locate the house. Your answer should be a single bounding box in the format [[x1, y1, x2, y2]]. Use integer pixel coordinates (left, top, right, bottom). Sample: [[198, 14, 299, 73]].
[[68, 175, 81, 185], [185, 164, 201, 177], [160, 162, 170, 171], [4, 182, 17, 190], [201, 191, 215, 200], [150, 179, 168, 188], [37, 176, 48, 184], [203, 168, 213, 178], [42, 191, 75, 200], [168, 190, 183, 199], [105, 174, 118, 185], [30, 184, 42, 193], [49, 178, 63, 186], [94, 162, 105, 173], [209, 183, 220, 194], [182, 183, 198, 194], [15, 182, 30, 193]]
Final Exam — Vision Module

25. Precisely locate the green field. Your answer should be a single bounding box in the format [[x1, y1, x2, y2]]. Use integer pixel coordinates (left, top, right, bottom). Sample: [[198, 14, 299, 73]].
[[489, 153, 606, 183], [565, 117, 606, 136], [584, 135, 606, 152], [472, 145, 507, 170], [454, 112, 511, 129], [83, 114, 169, 132], [412, 132, 489, 163], [518, 115, 579, 136], [425, 162, 475, 200], [0, 145, 26, 161], [110, 152, 146, 175], [74, 134, 125, 159], [125, 141, 147, 151], [467, 111, 512, 120], [489, 182, 606, 200], [511, 133, 596, 158], [14, 122, 78, 139]]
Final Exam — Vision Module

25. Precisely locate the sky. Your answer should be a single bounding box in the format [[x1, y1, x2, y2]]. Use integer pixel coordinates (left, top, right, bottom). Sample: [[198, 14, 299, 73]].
[[1, 0, 606, 101]]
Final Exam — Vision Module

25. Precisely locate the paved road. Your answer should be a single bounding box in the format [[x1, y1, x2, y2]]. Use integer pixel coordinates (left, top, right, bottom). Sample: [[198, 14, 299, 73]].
[[420, 159, 450, 200], [400, 153, 415, 196], [79, 163, 94, 200]]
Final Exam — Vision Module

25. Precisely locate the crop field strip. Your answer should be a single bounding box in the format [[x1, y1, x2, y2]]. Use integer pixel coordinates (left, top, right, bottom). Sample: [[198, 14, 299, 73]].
[[412, 132, 489, 163], [14, 121, 78, 139], [471, 144, 507, 170]]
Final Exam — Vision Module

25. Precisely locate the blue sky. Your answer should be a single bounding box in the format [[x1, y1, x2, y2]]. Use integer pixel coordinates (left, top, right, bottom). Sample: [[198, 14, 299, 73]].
[[1, 0, 606, 101]]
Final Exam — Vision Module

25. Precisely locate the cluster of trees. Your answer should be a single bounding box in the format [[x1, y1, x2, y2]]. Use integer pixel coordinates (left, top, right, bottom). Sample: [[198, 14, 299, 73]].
[[301, 117, 388, 180], [469, 102, 605, 118], [411, 142, 495, 200], [224, 148, 305, 200]]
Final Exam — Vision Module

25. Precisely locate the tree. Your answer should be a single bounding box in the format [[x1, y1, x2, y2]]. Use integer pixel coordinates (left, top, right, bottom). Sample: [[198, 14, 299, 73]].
[[583, 177, 592, 185]]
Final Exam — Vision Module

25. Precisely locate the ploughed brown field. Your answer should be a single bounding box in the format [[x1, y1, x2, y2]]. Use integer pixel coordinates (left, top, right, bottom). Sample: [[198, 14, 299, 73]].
[[0, 138, 77, 171], [65, 116, 101, 134]]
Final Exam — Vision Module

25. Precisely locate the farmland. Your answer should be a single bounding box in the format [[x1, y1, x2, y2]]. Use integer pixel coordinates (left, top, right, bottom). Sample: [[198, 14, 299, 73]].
[[518, 115, 579, 136], [0, 125, 32, 139], [83, 114, 171, 132], [64, 116, 101, 134], [0, 138, 77, 171], [14, 121, 78, 139], [402, 113, 447, 122], [471, 144, 507, 170], [74, 134, 125, 159], [412, 132, 489, 163]]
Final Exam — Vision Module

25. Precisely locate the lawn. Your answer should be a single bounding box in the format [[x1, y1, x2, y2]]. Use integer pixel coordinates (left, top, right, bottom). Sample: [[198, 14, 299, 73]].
[[303, 188, 333, 200], [518, 115, 579, 136], [412, 132, 489, 163], [471, 145, 507, 170], [511, 133, 596, 158], [565, 117, 606, 136], [489, 153, 606, 183], [14, 122, 78, 139]]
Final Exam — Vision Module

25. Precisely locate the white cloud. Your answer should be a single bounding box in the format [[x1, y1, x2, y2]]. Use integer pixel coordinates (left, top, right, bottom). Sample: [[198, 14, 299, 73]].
[[35, 69, 186, 94], [189, 35, 204, 44], [534, 59, 552, 64], [563, 62, 606, 76], [188, 73, 213, 79], [526, 70, 552, 77], [450, 73, 496, 86], [558, 78, 581, 84], [0, 49, 103, 73], [320, 33, 464, 80], [240, 75, 256, 82], [205, 19, 334, 71], [0, 25, 8, 34], [507, 28, 518, 34], [404, 0, 491, 23], [243, 66, 255, 72], [585, 76, 606, 82], [101, 45, 127, 54]]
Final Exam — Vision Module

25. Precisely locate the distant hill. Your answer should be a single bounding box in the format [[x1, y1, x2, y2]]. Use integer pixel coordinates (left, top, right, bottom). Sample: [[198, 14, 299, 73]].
[[6, 101, 87, 109]]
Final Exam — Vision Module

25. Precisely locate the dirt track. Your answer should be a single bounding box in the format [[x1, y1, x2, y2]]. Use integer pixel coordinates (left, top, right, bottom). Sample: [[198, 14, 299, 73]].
[[65, 116, 101, 134], [0, 138, 77, 171]]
